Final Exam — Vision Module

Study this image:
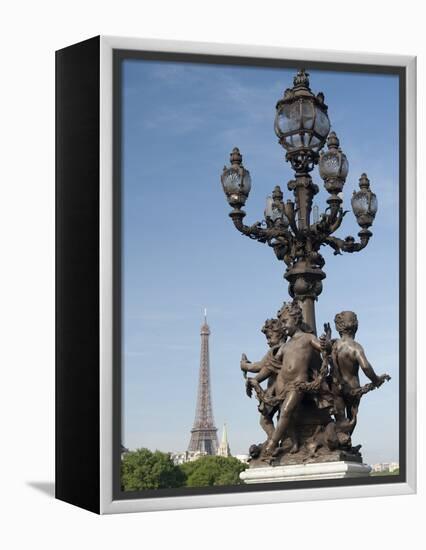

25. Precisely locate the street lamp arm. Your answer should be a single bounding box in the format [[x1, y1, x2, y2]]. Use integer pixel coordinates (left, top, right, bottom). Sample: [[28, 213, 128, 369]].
[[229, 210, 269, 242], [328, 208, 349, 234], [324, 229, 372, 255], [309, 207, 347, 238], [229, 210, 294, 253]]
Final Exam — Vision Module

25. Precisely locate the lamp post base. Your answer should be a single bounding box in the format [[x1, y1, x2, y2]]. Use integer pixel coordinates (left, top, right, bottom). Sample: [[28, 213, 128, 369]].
[[240, 461, 371, 484]]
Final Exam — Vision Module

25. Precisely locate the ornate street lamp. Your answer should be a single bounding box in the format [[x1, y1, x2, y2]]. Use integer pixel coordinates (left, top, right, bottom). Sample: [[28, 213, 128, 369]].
[[351, 173, 378, 229], [221, 147, 252, 209], [274, 69, 330, 173], [220, 69, 377, 334]]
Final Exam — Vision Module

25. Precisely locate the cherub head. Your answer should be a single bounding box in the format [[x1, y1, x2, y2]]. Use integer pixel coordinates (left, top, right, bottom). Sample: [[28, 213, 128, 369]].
[[334, 311, 358, 337], [261, 318, 284, 347], [277, 300, 304, 336]]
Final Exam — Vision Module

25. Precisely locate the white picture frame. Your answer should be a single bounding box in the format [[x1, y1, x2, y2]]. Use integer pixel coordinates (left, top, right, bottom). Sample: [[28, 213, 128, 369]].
[[56, 35, 416, 514]]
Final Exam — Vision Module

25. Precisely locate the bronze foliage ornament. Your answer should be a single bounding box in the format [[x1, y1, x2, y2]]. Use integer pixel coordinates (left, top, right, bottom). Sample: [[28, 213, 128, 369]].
[[221, 70, 388, 469]]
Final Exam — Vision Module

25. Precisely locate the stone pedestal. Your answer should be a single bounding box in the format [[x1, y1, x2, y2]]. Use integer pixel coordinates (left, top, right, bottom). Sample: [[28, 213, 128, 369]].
[[240, 461, 371, 484]]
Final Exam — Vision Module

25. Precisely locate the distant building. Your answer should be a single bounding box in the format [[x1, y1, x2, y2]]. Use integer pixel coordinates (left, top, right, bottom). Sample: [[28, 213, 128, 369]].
[[234, 454, 249, 464], [371, 462, 398, 473], [371, 463, 388, 472], [170, 450, 207, 465], [217, 423, 231, 457]]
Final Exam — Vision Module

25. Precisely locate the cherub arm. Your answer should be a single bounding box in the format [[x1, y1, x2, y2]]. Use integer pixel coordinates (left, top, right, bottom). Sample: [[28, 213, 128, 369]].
[[253, 366, 274, 384], [355, 345, 388, 387], [310, 337, 322, 352], [240, 351, 271, 374], [241, 351, 276, 398], [310, 323, 333, 352]]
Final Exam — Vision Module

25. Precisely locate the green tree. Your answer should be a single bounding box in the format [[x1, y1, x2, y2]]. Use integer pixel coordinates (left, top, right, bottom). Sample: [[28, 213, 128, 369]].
[[121, 448, 186, 491], [180, 455, 248, 487]]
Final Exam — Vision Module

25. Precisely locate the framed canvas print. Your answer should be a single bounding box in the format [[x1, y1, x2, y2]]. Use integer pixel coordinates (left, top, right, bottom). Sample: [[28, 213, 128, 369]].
[[55, 36, 416, 514]]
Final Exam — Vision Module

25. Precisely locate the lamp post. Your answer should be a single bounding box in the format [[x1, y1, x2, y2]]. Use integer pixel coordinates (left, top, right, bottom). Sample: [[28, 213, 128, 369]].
[[220, 69, 377, 334]]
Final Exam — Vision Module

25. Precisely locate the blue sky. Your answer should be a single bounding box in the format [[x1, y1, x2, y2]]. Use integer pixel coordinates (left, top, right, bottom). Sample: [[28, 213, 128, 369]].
[[121, 58, 399, 465]]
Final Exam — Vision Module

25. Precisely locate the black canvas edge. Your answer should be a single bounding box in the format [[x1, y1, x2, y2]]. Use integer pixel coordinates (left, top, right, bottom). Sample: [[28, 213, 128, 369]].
[[111, 49, 407, 501], [55, 35, 101, 514]]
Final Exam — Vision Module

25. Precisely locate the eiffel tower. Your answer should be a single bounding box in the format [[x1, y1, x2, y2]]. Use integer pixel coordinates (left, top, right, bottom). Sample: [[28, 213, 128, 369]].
[[187, 310, 218, 455]]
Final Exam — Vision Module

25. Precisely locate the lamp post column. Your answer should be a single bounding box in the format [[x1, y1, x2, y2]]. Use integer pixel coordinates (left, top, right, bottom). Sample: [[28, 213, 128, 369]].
[[284, 173, 323, 334]]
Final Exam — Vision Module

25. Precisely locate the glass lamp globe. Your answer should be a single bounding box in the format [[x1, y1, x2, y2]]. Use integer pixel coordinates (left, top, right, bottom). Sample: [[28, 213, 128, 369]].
[[264, 185, 289, 227], [221, 148, 251, 208], [264, 196, 289, 226], [274, 70, 330, 155], [351, 173, 378, 228], [319, 132, 349, 193]]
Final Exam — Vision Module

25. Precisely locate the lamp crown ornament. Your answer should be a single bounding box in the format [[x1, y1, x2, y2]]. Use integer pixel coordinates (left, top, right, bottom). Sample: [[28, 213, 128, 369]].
[[359, 172, 370, 189], [272, 185, 283, 201], [326, 130, 340, 149], [230, 146, 243, 165], [293, 68, 310, 88]]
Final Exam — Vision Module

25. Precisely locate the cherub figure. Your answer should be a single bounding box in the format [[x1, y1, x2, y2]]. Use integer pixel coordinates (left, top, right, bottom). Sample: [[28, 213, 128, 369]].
[[326, 311, 391, 434], [240, 318, 286, 441], [260, 301, 325, 457]]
